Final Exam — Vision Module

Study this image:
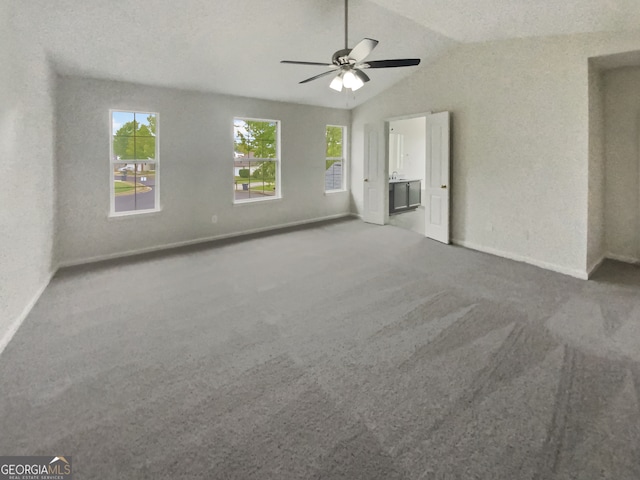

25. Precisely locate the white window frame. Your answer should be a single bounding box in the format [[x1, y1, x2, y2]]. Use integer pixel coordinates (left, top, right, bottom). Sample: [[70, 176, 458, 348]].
[[233, 117, 281, 204], [325, 125, 347, 193], [109, 110, 160, 217]]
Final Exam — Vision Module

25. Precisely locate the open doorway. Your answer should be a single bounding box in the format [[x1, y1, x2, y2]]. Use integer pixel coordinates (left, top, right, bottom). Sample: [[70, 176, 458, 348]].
[[383, 112, 451, 243], [387, 116, 427, 235], [601, 65, 640, 264]]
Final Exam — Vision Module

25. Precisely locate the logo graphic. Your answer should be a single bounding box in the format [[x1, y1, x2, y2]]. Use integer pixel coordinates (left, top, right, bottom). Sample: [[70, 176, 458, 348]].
[[0, 456, 72, 479]]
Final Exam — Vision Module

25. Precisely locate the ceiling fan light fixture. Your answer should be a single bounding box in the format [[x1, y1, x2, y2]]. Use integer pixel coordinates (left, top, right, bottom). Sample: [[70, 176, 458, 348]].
[[350, 74, 364, 91], [329, 74, 344, 92], [342, 70, 357, 89]]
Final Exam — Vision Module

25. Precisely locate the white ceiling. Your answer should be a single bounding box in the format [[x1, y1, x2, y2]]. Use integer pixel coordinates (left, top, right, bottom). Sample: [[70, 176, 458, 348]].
[[371, 0, 640, 43], [15, 0, 640, 109]]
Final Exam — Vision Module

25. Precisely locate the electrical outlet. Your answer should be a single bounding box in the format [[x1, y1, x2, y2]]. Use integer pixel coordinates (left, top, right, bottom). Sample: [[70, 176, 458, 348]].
[[211, 215, 218, 224]]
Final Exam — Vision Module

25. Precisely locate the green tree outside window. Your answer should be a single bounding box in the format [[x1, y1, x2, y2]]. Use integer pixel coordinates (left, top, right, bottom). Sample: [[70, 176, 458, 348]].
[[234, 120, 276, 159], [113, 114, 156, 160]]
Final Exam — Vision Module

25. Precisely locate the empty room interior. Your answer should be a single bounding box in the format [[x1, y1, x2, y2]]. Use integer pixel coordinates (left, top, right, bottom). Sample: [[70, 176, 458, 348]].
[[2, 0, 640, 478]]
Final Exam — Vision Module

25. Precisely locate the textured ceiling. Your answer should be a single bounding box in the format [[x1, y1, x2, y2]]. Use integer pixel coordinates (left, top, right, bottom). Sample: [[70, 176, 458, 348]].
[[14, 0, 640, 109], [370, 0, 640, 43]]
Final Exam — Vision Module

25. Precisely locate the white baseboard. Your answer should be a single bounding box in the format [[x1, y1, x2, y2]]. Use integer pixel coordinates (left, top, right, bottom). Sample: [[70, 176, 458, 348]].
[[59, 213, 355, 268], [605, 252, 640, 265], [586, 255, 606, 279], [452, 239, 589, 280], [0, 271, 55, 357]]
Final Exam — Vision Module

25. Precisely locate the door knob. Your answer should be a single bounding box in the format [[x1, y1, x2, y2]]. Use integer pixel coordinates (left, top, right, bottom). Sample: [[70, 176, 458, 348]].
[[364, 178, 369, 182], [441, 185, 447, 189]]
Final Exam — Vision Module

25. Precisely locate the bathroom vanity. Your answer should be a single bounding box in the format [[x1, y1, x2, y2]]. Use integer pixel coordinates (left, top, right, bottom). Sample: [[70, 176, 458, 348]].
[[389, 179, 421, 214]]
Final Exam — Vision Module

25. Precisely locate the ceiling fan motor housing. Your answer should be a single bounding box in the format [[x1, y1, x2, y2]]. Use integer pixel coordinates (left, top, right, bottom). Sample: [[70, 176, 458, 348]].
[[332, 49, 354, 66]]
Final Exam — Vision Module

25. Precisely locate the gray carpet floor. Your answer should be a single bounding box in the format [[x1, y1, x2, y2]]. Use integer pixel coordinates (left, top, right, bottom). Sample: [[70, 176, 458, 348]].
[[1, 218, 639, 479]]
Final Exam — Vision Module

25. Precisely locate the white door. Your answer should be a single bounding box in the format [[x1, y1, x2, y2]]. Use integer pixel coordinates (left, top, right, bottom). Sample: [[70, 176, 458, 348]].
[[425, 112, 451, 243], [363, 123, 384, 225]]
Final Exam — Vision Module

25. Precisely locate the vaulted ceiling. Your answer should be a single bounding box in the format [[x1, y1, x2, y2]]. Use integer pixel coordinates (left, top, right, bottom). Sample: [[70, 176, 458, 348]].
[[15, 0, 640, 109], [371, 0, 640, 43]]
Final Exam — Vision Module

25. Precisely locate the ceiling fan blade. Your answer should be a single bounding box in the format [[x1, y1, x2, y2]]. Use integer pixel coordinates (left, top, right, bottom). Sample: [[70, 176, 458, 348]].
[[281, 60, 334, 67], [361, 59, 421, 69], [299, 68, 341, 84], [354, 69, 370, 83], [348, 38, 379, 63]]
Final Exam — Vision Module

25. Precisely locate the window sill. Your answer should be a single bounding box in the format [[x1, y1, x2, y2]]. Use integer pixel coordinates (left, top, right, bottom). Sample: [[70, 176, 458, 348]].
[[233, 196, 282, 206], [108, 208, 162, 219], [324, 190, 348, 195]]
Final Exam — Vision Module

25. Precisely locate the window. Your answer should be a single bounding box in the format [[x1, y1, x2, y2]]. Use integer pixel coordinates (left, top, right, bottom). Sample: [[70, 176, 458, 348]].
[[325, 125, 347, 192], [110, 111, 159, 215], [233, 118, 280, 203]]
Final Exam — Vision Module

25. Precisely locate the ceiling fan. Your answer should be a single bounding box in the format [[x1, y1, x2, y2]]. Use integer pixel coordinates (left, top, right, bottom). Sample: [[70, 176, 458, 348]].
[[280, 0, 421, 92]]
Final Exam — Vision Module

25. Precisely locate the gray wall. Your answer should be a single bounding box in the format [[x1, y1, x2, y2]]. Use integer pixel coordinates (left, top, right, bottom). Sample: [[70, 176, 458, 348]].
[[587, 62, 606, 273], [56, 77, 351, 265], [0, 3, 56, 342], [603, 67, 640, 263], [351, 30, 640, 278]]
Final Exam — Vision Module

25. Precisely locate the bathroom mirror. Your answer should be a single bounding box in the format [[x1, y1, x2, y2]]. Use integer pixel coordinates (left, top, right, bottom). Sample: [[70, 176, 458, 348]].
[[389, 132, 404, 174]]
